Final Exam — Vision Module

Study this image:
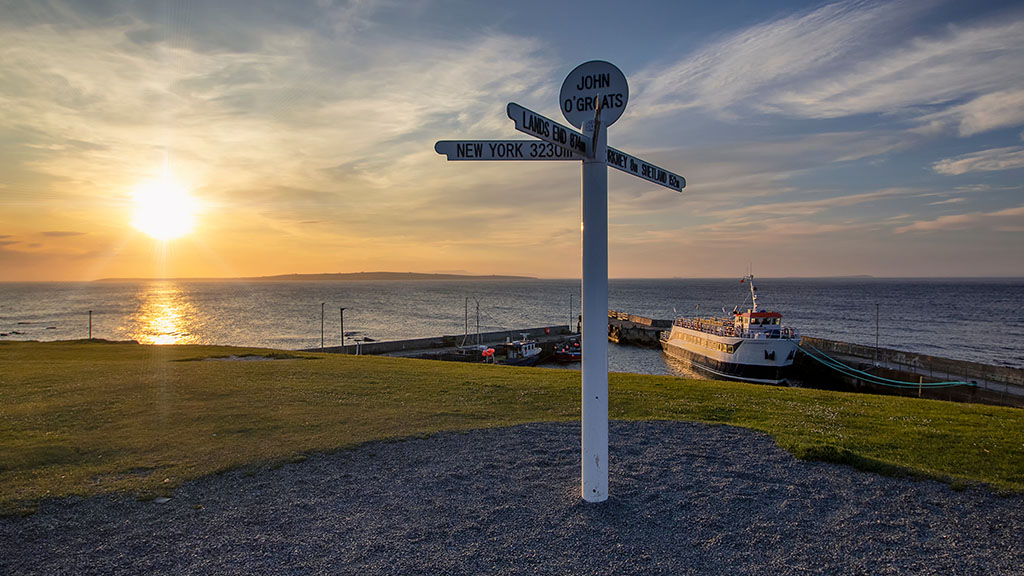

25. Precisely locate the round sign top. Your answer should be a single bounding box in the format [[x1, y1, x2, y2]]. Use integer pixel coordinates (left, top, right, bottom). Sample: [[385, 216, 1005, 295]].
[[559, 60, 629, 129]]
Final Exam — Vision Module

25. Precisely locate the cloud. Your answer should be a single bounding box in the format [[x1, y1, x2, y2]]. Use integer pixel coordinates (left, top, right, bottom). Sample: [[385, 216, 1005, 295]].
[[41, 231, 86, 237], [634, 0, 924, 115], [932, 146, 1024, 175], [633, 1, 1024, 136], [928, 197, 966, 206], [894, 205, 1024, 233], [708, 187, 918, 220], [917, 90, 1024, 136]]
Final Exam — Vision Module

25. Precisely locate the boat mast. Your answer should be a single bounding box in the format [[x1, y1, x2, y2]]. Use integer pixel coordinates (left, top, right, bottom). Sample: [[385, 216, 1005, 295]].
[[746, 274, 758, 312]]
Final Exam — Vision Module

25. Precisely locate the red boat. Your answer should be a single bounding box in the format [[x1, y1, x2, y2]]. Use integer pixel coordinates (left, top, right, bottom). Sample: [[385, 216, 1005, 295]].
[[553, 338, 581, 363]]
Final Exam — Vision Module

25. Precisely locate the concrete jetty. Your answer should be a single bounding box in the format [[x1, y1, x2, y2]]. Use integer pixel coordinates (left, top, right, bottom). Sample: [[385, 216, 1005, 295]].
[[310, 325, 574, 360], [607, 310, 671, 347]]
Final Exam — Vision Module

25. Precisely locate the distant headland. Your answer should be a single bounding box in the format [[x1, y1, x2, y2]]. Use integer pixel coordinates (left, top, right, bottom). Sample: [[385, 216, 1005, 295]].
[[93, 272, 538, 282]]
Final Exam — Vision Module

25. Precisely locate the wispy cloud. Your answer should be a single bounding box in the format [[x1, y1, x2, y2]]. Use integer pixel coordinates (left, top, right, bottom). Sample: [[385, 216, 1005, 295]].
[[634, 1, 1024, 137], [932, 146, 1024, 175], [917, 89, 1024, 137], [634, 0, 927, 115], [894, 205, 1024, 233], [707, 187, 918, 220], [41, 231, 86, 237], [928, 197, 966, 206]]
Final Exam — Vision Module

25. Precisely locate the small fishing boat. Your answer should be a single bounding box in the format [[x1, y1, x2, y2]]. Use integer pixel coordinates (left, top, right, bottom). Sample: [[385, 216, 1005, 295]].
[[660, 275, 799, 384], [501, 334, 542, 366], [553, 337, 581, 363]]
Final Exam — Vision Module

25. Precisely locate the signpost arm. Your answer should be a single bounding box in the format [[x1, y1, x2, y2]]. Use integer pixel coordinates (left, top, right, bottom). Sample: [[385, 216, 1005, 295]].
[[580, 109, 609, 503]]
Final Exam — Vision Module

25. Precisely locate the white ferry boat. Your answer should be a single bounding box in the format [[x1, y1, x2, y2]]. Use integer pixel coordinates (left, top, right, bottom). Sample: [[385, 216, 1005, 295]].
[[660, 275, 799, 384]]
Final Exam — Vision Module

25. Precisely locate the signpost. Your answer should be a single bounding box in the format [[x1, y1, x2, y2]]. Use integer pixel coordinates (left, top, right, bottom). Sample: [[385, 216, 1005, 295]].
[[435, 60, 686, 503]]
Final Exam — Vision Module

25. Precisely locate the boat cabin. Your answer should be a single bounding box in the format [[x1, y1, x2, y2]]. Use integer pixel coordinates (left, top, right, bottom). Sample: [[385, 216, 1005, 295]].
[[734, 310, 783, 338]]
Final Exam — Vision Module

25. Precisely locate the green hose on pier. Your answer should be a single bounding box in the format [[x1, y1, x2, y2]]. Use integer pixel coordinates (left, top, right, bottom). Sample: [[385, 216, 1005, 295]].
[[797, 343, 976, 389]]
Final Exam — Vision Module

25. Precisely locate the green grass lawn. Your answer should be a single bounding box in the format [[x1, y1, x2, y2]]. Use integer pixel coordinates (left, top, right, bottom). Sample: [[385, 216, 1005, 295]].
[[2, 340, 1022, 515]]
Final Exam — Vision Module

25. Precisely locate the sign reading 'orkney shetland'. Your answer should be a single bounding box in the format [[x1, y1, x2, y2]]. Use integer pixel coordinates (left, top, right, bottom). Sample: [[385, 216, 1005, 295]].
[[605, 147, 685, 190]]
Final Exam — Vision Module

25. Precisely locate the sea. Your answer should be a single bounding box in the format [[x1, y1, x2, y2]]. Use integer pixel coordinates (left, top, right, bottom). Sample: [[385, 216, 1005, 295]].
[[1, 278, 1023, 374]]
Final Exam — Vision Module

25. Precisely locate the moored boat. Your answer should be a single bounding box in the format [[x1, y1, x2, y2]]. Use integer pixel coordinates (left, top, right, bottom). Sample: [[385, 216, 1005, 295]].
[[660, 275, 799, 384], [553, 337, 582, 363], [501, 334, 542, 366]]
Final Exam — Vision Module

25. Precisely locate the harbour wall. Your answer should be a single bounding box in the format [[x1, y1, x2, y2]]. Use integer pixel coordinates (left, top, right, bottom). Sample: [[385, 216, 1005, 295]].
[[607, 310, 670, 347], [797, 336, 1024, 407], [308, 325, 573, 356]]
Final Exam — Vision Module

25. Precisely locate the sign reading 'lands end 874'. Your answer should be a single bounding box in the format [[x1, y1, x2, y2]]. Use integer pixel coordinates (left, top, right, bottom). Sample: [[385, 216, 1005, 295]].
[[559, 60, 629, 129]]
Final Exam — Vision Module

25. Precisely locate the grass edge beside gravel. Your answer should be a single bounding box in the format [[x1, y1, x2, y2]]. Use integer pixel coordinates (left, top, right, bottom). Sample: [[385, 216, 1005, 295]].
[[2, 340, 1022, 515]]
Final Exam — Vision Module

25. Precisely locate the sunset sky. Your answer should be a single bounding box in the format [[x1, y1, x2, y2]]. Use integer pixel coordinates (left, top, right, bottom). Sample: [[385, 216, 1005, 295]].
[[2, 0, 1023, 281]]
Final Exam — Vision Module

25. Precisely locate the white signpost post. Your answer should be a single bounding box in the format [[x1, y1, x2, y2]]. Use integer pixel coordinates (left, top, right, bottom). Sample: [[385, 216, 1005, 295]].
[[435, 60, 686, 503]]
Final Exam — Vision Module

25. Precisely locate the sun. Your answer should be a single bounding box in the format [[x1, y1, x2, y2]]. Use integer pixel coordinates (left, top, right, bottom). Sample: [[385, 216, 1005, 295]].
[[131, 178, 198, 241]]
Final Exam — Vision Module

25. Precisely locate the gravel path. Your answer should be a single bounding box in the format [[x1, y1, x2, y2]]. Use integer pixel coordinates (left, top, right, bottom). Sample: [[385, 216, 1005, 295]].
[[3, 421, 1022, 575]]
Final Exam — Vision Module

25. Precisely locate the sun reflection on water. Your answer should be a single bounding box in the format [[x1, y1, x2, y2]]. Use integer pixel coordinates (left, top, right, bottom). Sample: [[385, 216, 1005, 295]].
[[128, 282, 199, 345]]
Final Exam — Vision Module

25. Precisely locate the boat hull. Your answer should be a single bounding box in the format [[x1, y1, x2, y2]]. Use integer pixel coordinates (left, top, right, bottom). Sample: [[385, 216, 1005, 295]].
[[661, 326, 797, 385], [501, 354, 541, 367]]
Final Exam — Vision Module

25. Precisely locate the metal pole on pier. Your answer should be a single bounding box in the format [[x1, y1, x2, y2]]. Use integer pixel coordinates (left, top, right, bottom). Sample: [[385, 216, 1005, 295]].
[[569, 294, 574, 333], [875, 303, 879, 366], [340, 307, 347, 352]]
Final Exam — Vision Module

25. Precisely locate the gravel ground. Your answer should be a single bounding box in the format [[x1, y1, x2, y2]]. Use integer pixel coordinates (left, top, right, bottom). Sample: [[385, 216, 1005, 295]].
[[3, 420, 1022, 575]]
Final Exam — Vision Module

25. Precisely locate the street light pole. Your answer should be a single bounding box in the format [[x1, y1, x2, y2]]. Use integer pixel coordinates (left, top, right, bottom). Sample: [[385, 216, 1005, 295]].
[[875, 303, 879, 365], [340, 307, 347, 352], [321, 302, 325, 352]]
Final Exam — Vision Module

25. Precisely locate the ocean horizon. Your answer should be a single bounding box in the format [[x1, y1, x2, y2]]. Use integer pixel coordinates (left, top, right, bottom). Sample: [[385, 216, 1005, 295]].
[[2, 277, 1022, 372]]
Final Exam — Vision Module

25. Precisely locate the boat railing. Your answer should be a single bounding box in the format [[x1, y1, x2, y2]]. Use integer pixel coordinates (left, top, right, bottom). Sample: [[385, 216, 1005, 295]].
[[672, 317, 738, 337], [673, 317, 800, 339]]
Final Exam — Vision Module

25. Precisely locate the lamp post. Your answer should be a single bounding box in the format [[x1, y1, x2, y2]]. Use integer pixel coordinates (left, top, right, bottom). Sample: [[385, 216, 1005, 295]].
[[321, 302, 325, 352], [340, 307, 347, 352]]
